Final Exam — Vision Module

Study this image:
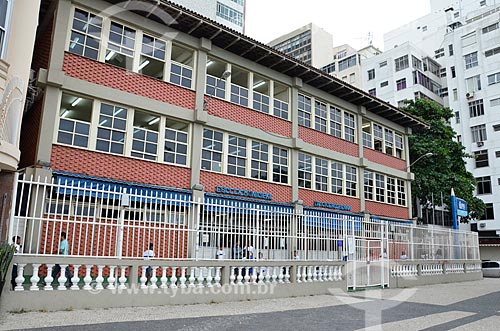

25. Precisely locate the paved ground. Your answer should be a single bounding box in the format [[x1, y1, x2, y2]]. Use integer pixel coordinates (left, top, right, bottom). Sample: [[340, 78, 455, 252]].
[[1, 278, 500, 330]]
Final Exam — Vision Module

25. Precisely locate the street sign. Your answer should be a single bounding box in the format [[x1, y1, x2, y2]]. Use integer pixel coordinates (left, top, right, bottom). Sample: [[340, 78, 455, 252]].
[[456, 198, 468, 217]]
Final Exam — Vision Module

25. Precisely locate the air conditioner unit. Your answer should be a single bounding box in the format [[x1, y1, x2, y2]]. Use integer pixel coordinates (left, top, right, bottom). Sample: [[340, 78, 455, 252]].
[[466, 92, 474, 99], [477, 141, 484, 147]]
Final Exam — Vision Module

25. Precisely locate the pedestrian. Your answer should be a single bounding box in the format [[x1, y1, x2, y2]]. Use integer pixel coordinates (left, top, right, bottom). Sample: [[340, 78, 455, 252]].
[[233, 241, 242, 259], [293, 250, 300, 260], [143, 243, 154, 285], [380, 248, 388, 259], [11, 236, 21, 290], [216, 246, 226, 259], [400, 251, 408, 260], [52, 231, 73, 283]]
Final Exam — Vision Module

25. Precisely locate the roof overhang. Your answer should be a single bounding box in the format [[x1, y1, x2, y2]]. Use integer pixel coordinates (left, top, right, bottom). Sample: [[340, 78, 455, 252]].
[[104, 0, 429, 130]]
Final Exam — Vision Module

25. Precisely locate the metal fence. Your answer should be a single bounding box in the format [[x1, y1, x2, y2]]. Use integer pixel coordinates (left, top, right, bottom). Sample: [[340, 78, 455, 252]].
[[9, 173, 480, 261]]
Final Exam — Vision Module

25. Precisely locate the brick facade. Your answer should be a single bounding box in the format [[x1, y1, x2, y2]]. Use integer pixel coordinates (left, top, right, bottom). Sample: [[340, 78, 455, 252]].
[[51, 145, 191, 189], [363, 148, 406, 170], [299, 126, 359, 157], [365, 201, 409, 219], [206, 97, 292, 138], [19, 97, 44, 169], [62, 53, 196, 110], [200, 171, 293, 203], [299, 189, 361, 213]]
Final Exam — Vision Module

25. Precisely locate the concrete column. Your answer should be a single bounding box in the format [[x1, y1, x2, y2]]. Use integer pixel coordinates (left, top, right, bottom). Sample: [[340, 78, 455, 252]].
[[291, 200, 303, 260], [290, 78, 302, 139], [405, 127, 413, 219], [358, 106, 367, 213], [188, 186, 205, 259]]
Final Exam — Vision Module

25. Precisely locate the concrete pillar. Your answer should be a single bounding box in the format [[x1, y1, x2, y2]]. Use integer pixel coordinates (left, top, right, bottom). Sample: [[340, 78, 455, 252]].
[[188, 185, 205, 259], [291, 200, 303, 260]]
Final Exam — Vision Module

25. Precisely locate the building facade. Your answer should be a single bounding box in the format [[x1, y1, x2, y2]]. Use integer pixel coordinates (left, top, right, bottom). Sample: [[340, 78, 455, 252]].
[[169, 0, 245, 33], [0, 0, 41, 239], [19, 0, 427, 259]]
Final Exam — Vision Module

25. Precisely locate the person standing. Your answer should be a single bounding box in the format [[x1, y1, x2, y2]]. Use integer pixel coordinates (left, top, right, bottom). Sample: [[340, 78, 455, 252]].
[[52, 232, 73, 282], [11, 236, 21, 290], [233, 241, 242, 259], [216, 246, 226, 259]]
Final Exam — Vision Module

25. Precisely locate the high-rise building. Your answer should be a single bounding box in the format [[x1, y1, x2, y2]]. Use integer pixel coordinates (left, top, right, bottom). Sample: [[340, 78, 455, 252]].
[[359, 0, 500, 257], [170, 0, 246, 33]]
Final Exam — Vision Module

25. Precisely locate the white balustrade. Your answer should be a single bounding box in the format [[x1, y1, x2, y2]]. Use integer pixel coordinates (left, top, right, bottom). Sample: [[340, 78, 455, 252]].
[[44, 265, 54, 290], [236, 267, 243, 285], [188, 267, 196, 288], [214, 267, 222, 287], [150, 266, 159, 289], [206, 267, 213, 287], [296, 266, 302, 283], [119, 266, 128, 289], [140, 266, 148, 289], [179, 267, 187, 289], [83, 265, 92, 290], [170, 267, 178, 288], [14, 264, 26, 291], [160, 267, 168, 289], [107, 266, 116, 290], [95, 265, 104, 290], [71, 265, 80, 290], [197, 267, 205, 288], [30, 264, 40, 291], [57, 264, 68, 291], [229, 267, 236, 284]]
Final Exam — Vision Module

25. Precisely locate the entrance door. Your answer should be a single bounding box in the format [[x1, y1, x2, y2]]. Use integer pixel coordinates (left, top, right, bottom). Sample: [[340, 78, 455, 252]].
[[347, 238, 389, 290]]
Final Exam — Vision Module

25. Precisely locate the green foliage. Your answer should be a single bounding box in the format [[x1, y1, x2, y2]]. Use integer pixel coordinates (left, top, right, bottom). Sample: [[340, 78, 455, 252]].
[[0, 241, 15, 285], [403, 99, 485, 221]]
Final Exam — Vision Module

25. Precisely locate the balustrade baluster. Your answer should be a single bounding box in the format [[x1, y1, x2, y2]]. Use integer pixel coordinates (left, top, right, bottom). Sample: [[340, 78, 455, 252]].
[[179, 267, 187, 289], [206, 267, 214, 288], [82, 265, 92, 290], [107, 266, 116, 290], [57, 264, 68, 291], [264, 267, 271, 283], [284, 266, 290, 283], [243, 267, 250, 284], [296, 266, 302, 283], [170, 267, 178, 288], [188, 267, 196, 288], [140, 266, 148, 289], [119, 266, 128, 289], [229, 267, 236, 284], [214, 267, 222, 287], [14, 264, 26, 291], [236, 267, 243, 285], [271, 267, 278, 283], [44, 265, 54, 291], [197, 267, 205, 288], [95, 265, 104, 290], [71, 265, 80, 290], [302, 265, 307, 282], [307, 266, 313, 282], [30, 264, 40, 291], [150, 266, 159, 289]]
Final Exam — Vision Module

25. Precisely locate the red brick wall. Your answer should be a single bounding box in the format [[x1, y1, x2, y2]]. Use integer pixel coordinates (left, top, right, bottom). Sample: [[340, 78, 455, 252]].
[[62, 53, 196, 110], [19, 97, 44, 168], [206, 97, 292, 138], [31, 17, 53, 72], [299, 126, 358, 157], [200, 171, 292, 203], [363, 148, 406, 171], [51, 145, 191, 189], [365, 201, 409, 219], [299, 189, 361, 213]]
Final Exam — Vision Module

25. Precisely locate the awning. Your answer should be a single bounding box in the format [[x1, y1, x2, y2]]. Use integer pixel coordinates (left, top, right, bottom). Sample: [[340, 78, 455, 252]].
[[370, 216, 413, 225], [54, 172, 191, 205], [203, 196, 293, 215]]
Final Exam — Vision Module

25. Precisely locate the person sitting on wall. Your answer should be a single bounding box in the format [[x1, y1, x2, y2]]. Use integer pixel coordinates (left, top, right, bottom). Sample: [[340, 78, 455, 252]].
[[216, 246, 226, 259], [400, 251, 408, 260], [143, 243, 155, 285]]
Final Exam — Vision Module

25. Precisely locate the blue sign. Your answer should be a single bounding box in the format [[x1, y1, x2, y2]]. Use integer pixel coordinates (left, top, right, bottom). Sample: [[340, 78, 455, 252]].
[[456, 198, 468, 217], [313, 201, 351, 211], [215, 186, 272, 200]]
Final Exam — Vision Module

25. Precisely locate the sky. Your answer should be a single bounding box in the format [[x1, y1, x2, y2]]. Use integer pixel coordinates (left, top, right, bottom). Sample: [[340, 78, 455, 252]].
[[244, 0, 431, 50]]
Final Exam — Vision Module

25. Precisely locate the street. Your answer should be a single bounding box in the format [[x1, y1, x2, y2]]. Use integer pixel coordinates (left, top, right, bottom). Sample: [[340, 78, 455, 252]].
[[1, 278, 499, 330]]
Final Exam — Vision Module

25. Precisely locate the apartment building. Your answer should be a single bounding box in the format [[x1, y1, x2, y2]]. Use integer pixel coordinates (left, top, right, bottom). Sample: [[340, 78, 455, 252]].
[[18, 0, 426, 258], [0, 0, 41, 238], [169, 0, 245, 33]]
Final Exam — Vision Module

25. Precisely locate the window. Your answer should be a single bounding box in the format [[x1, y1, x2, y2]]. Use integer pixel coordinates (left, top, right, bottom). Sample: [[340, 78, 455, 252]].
[[373, 124, 383, 152], [379, 61, 387, 68], [455, 111, 460, 124], [170, 44, 194, 89], [492, 98, 500, 107], [206, 75, 226, 99], [469, 99, 485, 117], [201, 129, 223, 172], [216, 2, 243, 26], [140, 34, 166, 79], [387, 177, 396, 204], [395, 134, 403, 158], [314, 100, 327, 133], [364, 171, 374, 200], [227, 135, 246, 176], [162, 119, 188, 165], [68, 8, 102, 60], [482, 22, 499, 34], [331, 162, 343, 194], [231, 0, 245, 5], [338, 55, 357, 71], [367, 69, 375, 80], [476, 176, 492, 194], [497, 151, 500, 158], [344, 112, 356, 142], [384, 129, 394, 156], [465, 75, 482, 92], [345, 166, 357, 197], [396, 78, 407, 90], [251, 142, 268, 180], [131, 111, 159, 161], [494, 124, 500, 132], [298, 153, 312, 189], [480, 203, 494, 220], [315, 158, 328, 192], [368, 88, 376, 96], [321, 62, 336, 74], [451, 66, 456, 78], [435, 48, 444, 58], [57, 93, 92, 148], [412, 56, 422, 70], [464, 52, 478, 69], [397, 180, 406, 206], [395, 55, 409, 72], [480, 0, 487, 6], [96, 103, 127, 155], [448, 44, 454, 56], [485, 46, 500, 58], [273, 82, 289, 120], [488, 72, 500, 85], [453, 88, 458, 101], [230, 84, 249, 107], [298, 94, 312, 127], [471, 124, 487, 142], [273, 147, 288, 184], [106, 21, 135, 70], [474, 150, 489, 168], [330, 106, 341, 138], [380, 81, 389, 87]]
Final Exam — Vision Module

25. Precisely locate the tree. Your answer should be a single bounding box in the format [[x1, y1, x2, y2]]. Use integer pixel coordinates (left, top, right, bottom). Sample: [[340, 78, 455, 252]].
[[403, 99, 485, 221]]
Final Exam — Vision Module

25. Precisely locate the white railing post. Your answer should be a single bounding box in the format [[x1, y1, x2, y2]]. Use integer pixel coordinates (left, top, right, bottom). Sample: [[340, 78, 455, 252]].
[[30, 264, 40, 291], [119, 266, 128, 289], [14, 263, 26, 291], [95, 265, 104, 290], [7, 172, 19, 244], [83, 265, 92, 290], [71, 265, 80, 290], [107, 266, 116, 290]]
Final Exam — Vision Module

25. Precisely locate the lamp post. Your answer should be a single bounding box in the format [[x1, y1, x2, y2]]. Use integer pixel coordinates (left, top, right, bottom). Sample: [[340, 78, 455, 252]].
[[406, 152, 433, 171]]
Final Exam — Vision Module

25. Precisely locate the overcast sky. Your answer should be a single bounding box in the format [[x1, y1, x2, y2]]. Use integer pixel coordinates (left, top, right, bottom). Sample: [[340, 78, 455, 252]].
[[244, 0, 431, 50]]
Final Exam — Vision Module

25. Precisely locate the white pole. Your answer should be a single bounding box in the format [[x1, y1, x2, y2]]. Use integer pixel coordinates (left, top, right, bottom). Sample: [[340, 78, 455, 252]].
[[7, 172, 20, 244]]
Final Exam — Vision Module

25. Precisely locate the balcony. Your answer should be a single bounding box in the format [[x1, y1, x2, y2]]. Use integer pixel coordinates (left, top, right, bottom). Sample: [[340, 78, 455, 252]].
[[0, 75, 23, 172]]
